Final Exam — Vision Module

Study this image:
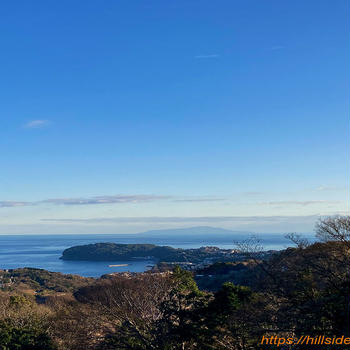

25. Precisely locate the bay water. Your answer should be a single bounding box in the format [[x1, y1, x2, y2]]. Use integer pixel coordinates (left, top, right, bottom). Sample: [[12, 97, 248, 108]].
[[0, 233, 309, 277]]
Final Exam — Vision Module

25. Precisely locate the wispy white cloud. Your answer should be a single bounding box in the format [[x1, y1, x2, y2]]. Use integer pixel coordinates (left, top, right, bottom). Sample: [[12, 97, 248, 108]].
[[242, 192, 264, 196], [259, 200, 340, 207], [23, 120, 50, 128], [37, 215, 325, 234], [0, 194, 170, 208], [41, 194, 170, 205], [0, 194, 230, 207], [173, 197, 225, 203], [1, 213, 343, 234], [41, 215, 319, 225], [315, 185, 343, 192], [195, 54, 220, 59], [0, 201, 31, 208]]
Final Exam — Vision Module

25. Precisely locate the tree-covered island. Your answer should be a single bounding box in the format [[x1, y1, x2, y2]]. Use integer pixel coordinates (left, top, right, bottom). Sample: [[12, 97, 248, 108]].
[[60, 243, 269, 267]]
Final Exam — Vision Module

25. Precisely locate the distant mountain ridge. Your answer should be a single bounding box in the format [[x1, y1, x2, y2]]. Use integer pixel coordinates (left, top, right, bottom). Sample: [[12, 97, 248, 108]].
[[138, 226, 252, 236]]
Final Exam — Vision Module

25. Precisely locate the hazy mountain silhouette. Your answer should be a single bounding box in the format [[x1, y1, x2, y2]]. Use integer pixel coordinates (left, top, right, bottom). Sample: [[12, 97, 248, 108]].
[[138, 226, 252, 237]]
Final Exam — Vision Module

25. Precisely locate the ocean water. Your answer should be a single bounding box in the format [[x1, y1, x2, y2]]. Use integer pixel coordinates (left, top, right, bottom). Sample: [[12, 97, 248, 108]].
[[0, 233, 308, 277]]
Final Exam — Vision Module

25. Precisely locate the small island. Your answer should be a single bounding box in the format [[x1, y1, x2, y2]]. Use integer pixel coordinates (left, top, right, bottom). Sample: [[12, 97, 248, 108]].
[[60, 242, 274, 269], [61, 243, 180, 261]]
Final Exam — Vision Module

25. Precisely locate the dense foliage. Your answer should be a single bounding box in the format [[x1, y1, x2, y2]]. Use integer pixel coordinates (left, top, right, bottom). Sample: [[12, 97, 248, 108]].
[[195, 261, 257, 291], [0, 268, 93, 294]]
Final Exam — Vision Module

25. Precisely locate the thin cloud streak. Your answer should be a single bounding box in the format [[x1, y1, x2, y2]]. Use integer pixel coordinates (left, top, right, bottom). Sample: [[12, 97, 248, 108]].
[[41, 195, 170, 205], [259, 200, 340, 206], [0, 201, 31, 208], [315, 185, 343, 192], [23, 120, 50, 128], [3, 214, 347, 234], [41, 215, 320, 224], [173, 198, 226, 202], [0, 195, 170, 207]]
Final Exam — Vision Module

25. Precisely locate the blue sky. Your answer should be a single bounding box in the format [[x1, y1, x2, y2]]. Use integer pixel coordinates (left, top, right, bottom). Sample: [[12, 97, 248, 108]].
[[0, 0, 348, 234]]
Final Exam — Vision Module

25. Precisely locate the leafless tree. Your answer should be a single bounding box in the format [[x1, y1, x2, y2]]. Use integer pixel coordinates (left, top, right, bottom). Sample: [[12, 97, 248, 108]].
[[74, 273, 175, 349], [315, 215, 350, 248]]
